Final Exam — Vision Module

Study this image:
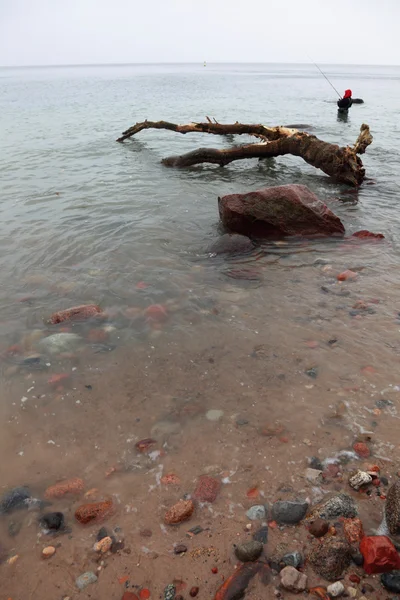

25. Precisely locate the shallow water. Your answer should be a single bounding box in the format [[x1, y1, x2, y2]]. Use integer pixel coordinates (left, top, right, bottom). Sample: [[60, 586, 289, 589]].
[[1, 63, 400, 598]]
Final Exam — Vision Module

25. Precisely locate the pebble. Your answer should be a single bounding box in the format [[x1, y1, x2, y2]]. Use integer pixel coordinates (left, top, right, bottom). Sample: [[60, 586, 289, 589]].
[[75, 500, 113, 524], [305, 367, 318, 379], [327, 581, 345, 597], [0, 487, 32, 514], [306, 468, 323, 484], [353, 442, 371, 459], [347, 587, 357, 598], [193, 476, 220, 503], [208, 233, 254, 255], [253, 526, 269, 544], [381, 571, 400, 593], [348, 470, 373, 490], [309, 518, 329, 538], [8, 520, 21, 537], [75, 571, 98, 590], [309, 456, 323, 470], [311, 493, 357, 520], [235, 540, 263, 562], [246, 505, 266, 521], [49, 304, 102, 324], [189, 587, 199, 597], [343, 518, 364, 544], [122, 593, 139, 600], [360, 535, 400, 574], [7, 555, 19, 565], [42, 546, 56, 559], [45, 478, 84, 499], [206, 409, 224, 421], [279, 566, 307, 593], [37, 333, 83, 355], [308, 538, 352, 581], [164, 499, 195, 525], [281, 551, 303, 568], [337, 270, 357, 281], [40, 511, 65, 532], [271, 500, 308, 525], [164, 584, 176, 600], [174, 544, 188, 554], [150, 420, 181, 438], [94, 536, 113, 553]]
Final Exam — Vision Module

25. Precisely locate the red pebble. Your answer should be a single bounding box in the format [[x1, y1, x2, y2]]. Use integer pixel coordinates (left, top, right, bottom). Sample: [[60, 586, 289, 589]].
[[323, 464, 340, 479], [306, 340, 319, 349], [47, 373, 69, 386], [139, 590, 150, 600], [337, 270, 357, 281], [135, 438, 157, 453], [189, 587, 199, 597], [136, 281, 149, 289], [349, 574, 361, 584], [193, 476, 220, 503], [246, 487, 259, 499], [211, 567, 218, 574], [144, 304, 168, 323], [360, 535, 400, 574], [372, 479, 381, 487], [352, 230, 385, 240], [353, 442, 370, 458]]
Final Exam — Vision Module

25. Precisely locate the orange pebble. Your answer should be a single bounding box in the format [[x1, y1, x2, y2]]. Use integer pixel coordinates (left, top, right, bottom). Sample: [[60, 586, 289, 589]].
[[140, 589, 150, 600], [161, 473, 181, 485], [246, 486, 259, 499], [45, 477, 84, 499], [337, 270, 357, 281]]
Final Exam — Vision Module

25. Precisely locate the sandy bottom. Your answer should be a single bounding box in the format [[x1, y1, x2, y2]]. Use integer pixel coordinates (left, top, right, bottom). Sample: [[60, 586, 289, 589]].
[[1, 240, 400, 599]]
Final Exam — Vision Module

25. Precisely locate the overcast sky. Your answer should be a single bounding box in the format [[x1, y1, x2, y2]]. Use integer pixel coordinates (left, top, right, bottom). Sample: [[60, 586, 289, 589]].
[[0, 0, 398, 66]]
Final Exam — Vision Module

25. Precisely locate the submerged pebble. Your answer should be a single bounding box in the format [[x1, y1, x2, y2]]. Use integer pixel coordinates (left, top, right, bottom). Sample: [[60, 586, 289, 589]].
[[0, 487, 32, 514], [235, 540, 263, 562], [40, 512, 65, 532], [38, 333, 82, 355], [271, 500, 308, 525], [206, 409, 224, 422], [246, 505, 266, 521], [75, 571, 98, 590]]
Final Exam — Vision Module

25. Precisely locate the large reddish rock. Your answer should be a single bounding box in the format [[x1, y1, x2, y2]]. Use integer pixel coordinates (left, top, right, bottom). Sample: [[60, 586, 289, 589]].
[[45, 477, 84, 499], [343, 517, 365, 544], [360, 535, 400, 574], [193, 476, 220, 503], [75, 500, 113, 524], [218, 184, 345, 238], [49, 304, 103, 324]]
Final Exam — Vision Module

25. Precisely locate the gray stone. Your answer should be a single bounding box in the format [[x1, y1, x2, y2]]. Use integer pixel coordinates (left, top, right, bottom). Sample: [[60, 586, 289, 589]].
[[281, 551, 303, 569], [271, 500, 308, 525], [348, 470, 372, 491], [235, 540, 263, 562], [0, 487, 32, 514], [279, 566, 307, 593], [205, 409, 224, 422], [311, 494, 358, 520], [327, 581, 345, 597], [38, 333, 82, 355], [305, 468, 323, 484], [381, 571, 400, 594], [253, 525, 268, 544], [246, 505, 266, 521], [75, 571, 98, 590], [208, 234, 254, 256]]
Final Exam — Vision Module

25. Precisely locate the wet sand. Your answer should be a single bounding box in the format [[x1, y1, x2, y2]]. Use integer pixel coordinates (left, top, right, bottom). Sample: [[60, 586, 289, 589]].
[[1, 238, 400, 599]]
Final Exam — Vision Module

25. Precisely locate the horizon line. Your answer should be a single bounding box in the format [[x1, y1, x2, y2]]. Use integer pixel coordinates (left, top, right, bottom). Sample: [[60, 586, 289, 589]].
[[1, 61, 400, 69]]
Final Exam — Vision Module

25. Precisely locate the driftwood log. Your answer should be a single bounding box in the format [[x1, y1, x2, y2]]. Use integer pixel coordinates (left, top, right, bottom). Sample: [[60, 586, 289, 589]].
[[117, 120, 372, 186]]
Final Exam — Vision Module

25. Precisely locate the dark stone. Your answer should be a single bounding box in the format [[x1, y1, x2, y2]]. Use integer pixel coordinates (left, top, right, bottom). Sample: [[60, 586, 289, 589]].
[[253, 526, 269, 544], [189, 587, 199, 597], [0, 487, 32, 514], [208, 233, 254, 256], [308, 538, 352, 581], [376, 399, 393, 409], [174, 544, 188, 554], [309, 456, 323, 471], [305, 367, 318, 379], [312, 494, 358, 520], [40, 512, 65, 532], [351, 551, 364, 566], [361, 582, 374, 593], [381, 571, 400, 594], [236, 418, 249, 426], [381, 476, 389, 486], [8, 520, 21, 537], [328, 338, 338, 345], [281, 551, 303, 568], [96, 527, 109, 541], [309, 518, 329, 538], [271, 500, 309, 525], [235, 540, 264, 562], [218, 184, 345, 238]]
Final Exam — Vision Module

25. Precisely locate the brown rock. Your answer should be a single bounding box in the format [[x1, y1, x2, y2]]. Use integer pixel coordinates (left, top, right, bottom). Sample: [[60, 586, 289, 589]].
[[42, 546, 56, 559], [93, 536, 113, 553], [343, 518, 365, 544], [122, 593, 139, 600], [75, 500, 113, 525], [309, 518, 329, 538], [193, 475, 220, 503], [164, 499, 194, 525], [385, 480, 400, 535], [308, 538, 352, 581], [174, 544, 188, 554], [280, 566, 307, 593], [189, 587, 199, 597], [218, 184, 345, 238], [45, 477, 84, 499], [49, 304, 103, 324]]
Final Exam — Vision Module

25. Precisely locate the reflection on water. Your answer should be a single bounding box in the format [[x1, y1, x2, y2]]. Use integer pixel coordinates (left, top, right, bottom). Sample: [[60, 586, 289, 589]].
[[1, 63, 400, 597]]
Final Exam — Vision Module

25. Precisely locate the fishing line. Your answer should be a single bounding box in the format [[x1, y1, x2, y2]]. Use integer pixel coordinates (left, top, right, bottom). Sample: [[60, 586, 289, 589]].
[[307, 55, 342, 99]]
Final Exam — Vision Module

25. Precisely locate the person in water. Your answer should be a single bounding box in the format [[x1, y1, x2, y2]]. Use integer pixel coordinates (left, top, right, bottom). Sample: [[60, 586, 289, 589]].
[[337, 89, 352, 111]]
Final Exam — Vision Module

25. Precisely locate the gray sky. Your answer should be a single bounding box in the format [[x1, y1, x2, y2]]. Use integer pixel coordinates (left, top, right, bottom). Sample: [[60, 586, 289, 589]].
[[1, 0, 398, 66]]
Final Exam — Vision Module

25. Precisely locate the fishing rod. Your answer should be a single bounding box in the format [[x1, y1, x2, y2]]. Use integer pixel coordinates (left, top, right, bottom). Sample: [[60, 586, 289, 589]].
[[308, 57, 342, 99]]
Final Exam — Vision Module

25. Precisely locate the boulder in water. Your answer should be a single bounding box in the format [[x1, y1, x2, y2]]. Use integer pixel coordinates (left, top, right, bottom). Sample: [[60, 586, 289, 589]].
[[48, 304, 103, 325], [218, 184, 345, 238], [208, 233, 254, 255]]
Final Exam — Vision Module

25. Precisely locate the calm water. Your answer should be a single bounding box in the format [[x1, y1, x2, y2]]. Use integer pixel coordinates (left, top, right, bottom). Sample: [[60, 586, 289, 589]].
[[2, 63, 400, 598]]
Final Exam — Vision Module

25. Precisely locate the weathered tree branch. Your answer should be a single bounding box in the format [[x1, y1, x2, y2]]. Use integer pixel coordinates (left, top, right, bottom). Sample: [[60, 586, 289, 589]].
[[117, 119, 372, 186]]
